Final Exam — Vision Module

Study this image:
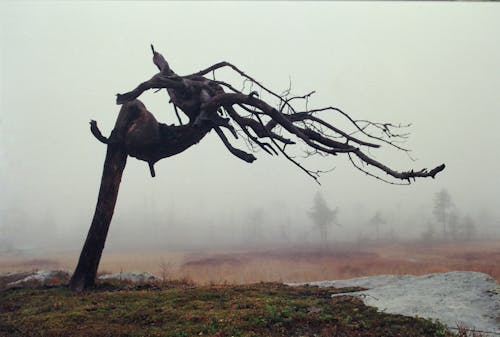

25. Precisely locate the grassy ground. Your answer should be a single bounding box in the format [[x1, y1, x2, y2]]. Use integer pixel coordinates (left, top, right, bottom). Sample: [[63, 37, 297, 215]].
[[0, 281, 453, 337], [1, 240, 497, 284]]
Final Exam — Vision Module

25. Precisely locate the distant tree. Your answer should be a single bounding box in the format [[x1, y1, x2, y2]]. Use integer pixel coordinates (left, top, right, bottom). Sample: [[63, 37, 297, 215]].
[[477, 208, 494, 237], [433, 189, 454, 238], [448, 212, 477, 241], [0, 211, 10, 253], [420, 221, 436, 244], [461, 215, 477, 241], [279, 221, 291, 243], [308, 193, 339, 246], [245, 208, 264, 244], [1, 206, 29, 251], [0, 225, 13, 254], [369, 211, 386, 241], [271, 200, 291, 243], [448, 209, 460, 240]]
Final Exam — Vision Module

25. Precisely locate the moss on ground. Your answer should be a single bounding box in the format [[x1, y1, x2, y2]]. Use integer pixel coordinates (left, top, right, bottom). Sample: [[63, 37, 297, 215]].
[[0, 281, 452, 337]]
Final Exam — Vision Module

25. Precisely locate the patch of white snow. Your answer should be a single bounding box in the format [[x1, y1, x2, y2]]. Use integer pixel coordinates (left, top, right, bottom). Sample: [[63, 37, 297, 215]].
[[289, 271, 500, 335]]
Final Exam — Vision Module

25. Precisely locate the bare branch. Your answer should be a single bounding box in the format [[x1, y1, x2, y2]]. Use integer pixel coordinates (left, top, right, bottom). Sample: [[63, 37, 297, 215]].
[[353, 150, 445, 183], [227, 105, 294, 145], [113, 46, 445, 184], [116, 73, 185, 104], [348, 153, 410, 186], [213, 127, 256, 163], [253, 112, 321, 184], [279, 91, 316, 114], [189, 61, 299, 114], [305, 106, 412, 152], [89, 120, 108, 144], [224, 105, 277, 155], [151, 44, 170, 73]]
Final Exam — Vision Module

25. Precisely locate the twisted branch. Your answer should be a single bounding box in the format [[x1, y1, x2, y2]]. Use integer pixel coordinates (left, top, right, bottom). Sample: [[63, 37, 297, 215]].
[[108, 45, 444, 184]]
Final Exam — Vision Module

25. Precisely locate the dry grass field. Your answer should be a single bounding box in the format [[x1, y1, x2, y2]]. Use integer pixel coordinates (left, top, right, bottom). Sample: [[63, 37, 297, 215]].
[[1, 240, 499, 285]]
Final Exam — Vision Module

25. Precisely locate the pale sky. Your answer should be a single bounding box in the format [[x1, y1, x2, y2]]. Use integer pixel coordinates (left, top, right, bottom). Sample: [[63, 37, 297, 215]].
[[1, 2, 499, 250]]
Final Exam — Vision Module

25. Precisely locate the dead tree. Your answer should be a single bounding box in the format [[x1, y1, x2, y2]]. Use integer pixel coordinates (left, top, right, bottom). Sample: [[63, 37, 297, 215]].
[[308, 192, 339, 247], [69, 45, 445, 291]]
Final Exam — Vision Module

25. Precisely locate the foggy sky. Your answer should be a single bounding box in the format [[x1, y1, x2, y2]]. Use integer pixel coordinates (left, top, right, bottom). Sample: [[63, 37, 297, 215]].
[[1, 2, 499, 251]]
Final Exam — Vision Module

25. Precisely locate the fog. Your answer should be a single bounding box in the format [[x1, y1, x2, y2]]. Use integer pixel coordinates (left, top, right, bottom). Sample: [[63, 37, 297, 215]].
[[1, 2, 499, 254]]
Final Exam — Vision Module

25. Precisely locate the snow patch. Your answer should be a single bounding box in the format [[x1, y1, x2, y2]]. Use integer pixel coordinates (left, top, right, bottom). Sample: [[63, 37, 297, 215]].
[[6, 270, 70, 288], [289, 271, 500, 334]]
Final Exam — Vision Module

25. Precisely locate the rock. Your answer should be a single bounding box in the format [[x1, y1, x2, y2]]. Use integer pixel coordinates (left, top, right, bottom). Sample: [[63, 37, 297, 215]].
[[98, 271, 160, 283], [5, 270, 70, 288], [1, 270, 162, 289], [289, 271, 500, 334]]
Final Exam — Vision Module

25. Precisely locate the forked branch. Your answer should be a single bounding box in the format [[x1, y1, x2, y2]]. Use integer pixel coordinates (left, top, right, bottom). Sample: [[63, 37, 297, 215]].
[[109, 45, 444, 184]]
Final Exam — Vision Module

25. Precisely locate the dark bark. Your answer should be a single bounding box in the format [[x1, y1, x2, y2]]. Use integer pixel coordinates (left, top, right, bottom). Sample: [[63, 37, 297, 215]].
[[70, 101, 213, 291], [69, 140, 127, 291]]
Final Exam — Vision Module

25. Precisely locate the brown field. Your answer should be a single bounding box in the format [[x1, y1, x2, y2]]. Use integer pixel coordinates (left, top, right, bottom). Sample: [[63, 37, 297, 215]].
[[1, 240, 499, 284]]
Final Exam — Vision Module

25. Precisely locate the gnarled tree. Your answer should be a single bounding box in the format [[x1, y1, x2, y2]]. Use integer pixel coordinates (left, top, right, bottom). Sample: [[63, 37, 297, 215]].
[[69, 45, 445, 291]]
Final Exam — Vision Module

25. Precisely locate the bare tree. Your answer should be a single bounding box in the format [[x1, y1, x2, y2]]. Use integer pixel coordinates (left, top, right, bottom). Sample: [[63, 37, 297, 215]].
[[69, 45, 445, 291], [420, 220, 437, 246], [308, 192, 339, 246], [449, 212, 477, 242], [245, 208, 265, 245], [369, 211, 386, 241], [461, 215, 477, 241], [448, 209, 460, 240], [433, 189, 454, 238]]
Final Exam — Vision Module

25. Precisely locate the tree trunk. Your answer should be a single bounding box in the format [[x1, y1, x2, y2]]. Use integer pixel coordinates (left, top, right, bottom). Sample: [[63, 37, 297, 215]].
[[69, 141, 127, 291], [69, 100, 211, 292]]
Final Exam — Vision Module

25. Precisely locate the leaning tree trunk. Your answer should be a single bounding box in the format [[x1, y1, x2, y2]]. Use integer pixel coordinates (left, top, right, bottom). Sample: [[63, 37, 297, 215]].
[[69, 100, 211, 291], [69, 140, 127, 291]]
